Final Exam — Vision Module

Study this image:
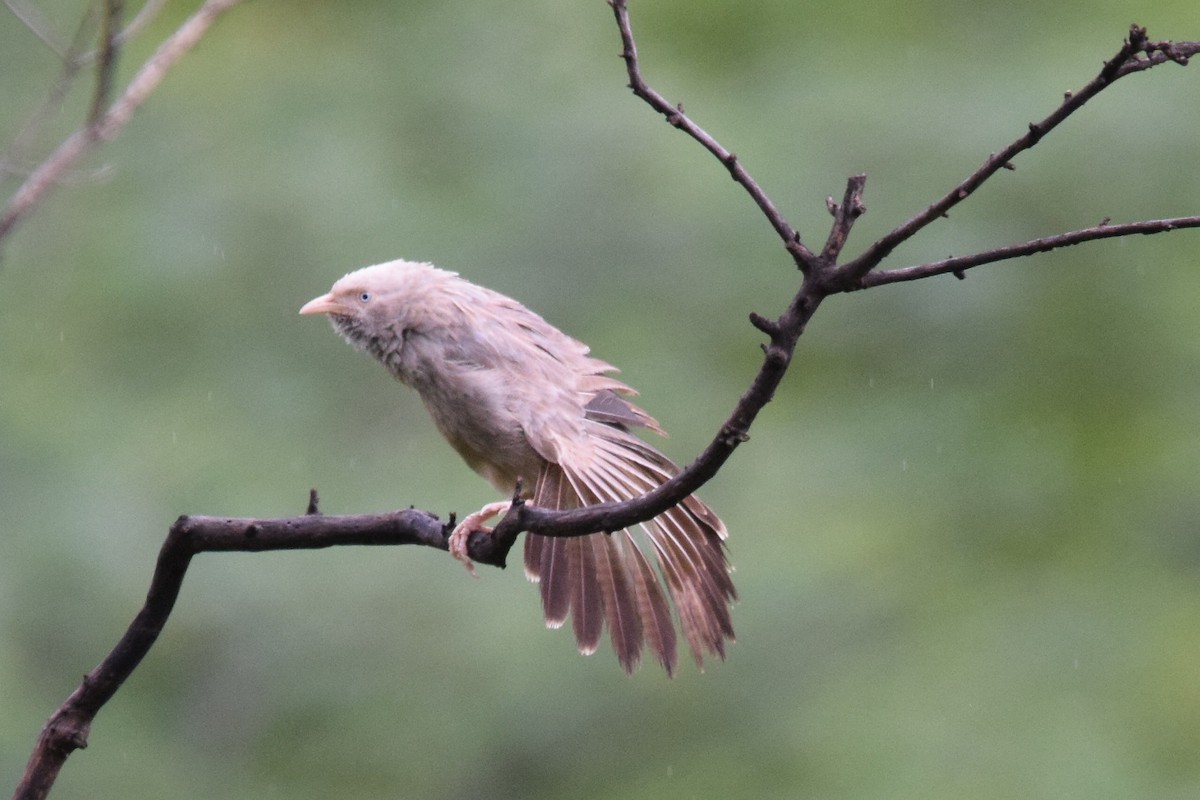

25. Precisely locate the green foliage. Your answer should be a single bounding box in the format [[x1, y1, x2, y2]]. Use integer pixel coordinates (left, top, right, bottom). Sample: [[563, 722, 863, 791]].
[[2, 1, 1199, 798]]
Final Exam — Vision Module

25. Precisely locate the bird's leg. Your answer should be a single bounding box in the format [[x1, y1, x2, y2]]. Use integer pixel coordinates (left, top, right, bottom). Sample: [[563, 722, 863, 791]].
[[448, 500, 513, 577]]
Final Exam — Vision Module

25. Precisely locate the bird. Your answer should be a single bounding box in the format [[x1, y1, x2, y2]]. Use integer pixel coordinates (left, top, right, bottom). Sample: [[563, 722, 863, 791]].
[[299, 259, 736, 674]]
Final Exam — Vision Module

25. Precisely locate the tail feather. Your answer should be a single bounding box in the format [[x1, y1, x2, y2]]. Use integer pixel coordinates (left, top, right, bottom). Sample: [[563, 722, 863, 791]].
[[526, 467, 573, 628], [589, 531, 644, 673], [620, 532, 678, 674], [538, 538, 571, 629], [569, 467, 677, 673], [523, 422, 735, 673], [522, 529, 543, 583], [570, 534, 604, 654], [591, 440, 736, 622]]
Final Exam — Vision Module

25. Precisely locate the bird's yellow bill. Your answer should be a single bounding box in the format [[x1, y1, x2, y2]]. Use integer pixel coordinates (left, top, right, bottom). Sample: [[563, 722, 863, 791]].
[[299, 293, 343, 316]]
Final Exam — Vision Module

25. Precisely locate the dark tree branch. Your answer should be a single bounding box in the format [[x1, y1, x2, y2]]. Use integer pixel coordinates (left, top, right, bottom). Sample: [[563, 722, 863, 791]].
[[12, 6, 1200, 799], [608, 0, 818, 273], [12, 500, 501, 800], [495, 13, 1200, 545], [838, 24, 1200, 288], [821, 175, 868, 263], [861, 215, 1200, 288]]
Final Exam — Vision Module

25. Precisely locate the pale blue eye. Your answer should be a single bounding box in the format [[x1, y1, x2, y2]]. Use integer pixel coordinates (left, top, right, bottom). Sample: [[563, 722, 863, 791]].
[[359, 292, 371, 303]]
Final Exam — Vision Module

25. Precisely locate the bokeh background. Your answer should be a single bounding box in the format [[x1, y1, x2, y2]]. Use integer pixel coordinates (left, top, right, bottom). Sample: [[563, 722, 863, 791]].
[[3, 1, 1200, 798]]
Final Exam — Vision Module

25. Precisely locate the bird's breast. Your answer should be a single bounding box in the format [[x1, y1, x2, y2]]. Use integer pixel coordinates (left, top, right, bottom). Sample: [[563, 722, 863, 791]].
[[397, 336, 543, 493]]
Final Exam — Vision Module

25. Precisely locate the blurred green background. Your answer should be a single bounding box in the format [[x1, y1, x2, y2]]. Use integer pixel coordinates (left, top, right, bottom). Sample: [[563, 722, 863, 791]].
[[3, 1, 1200, 798]]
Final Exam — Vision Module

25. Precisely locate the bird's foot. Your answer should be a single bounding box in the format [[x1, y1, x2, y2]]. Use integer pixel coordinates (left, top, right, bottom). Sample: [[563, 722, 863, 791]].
[[448, 501, 512, 578]]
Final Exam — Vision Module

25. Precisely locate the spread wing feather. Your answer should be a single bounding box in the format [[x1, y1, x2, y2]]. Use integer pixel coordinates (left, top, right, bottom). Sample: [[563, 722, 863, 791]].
[[440, 264, 733, 671]]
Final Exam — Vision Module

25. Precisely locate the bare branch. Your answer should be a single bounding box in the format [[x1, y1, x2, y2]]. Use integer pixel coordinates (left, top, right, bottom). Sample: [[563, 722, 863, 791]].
[[495, 23, 1200, 555], [11, 504, 494, 800], [607, 0, 818, 273], [96, 0, 170, 56], [0, 0, 245, 247], [71, 1, 173, 70], [839, 24, 1200, 285], [1117, 25, 1199, 74], [820, 174, 867, 263], [861, 215, 1200, 288]]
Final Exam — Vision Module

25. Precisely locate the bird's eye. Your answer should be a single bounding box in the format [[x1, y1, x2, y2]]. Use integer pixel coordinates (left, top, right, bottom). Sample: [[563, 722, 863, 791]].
[[359, 291, 372, 303]]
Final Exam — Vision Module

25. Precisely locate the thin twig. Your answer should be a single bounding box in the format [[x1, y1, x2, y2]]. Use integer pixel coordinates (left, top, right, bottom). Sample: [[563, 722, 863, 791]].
[[0, 0, 245, 246], [861, 215, 1200, 287], [99, 0, 171, 55], [607, 0, 817, 273], [838, 25, 1200, 286], [88, 0, 124, 126], [820, 175, 868, 263], [72, 0, 173, 68]]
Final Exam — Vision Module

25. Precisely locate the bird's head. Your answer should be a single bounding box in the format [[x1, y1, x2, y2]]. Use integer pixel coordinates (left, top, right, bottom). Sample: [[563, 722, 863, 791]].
[[299, 259, 456, 352]]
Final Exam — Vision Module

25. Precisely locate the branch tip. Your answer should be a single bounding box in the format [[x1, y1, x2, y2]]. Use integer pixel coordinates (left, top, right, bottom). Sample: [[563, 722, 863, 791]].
[[748, 311, 780, 336], [1128, 24, 1148, 50]]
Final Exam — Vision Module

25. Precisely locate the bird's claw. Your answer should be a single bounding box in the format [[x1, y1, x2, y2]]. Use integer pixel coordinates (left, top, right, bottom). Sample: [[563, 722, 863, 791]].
[[448, 501, 512, 578]]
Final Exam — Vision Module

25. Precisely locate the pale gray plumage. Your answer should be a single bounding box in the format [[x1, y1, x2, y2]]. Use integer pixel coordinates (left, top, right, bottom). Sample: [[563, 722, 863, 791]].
[[300, 259, 735, 674]]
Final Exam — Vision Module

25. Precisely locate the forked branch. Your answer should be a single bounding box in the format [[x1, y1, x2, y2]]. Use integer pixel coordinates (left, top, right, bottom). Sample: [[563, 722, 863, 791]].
[[841, 24, 1200, 286], [495, 8, 1200, 542]]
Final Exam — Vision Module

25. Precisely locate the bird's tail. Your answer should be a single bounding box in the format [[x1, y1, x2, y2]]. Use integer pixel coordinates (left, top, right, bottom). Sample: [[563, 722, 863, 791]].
[[523, 423, 736, 675]]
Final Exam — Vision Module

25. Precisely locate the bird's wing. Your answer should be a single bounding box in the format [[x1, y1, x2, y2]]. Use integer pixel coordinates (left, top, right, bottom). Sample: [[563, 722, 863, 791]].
[[581, 387, 665, 435], [442, 278, 734, 671]]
